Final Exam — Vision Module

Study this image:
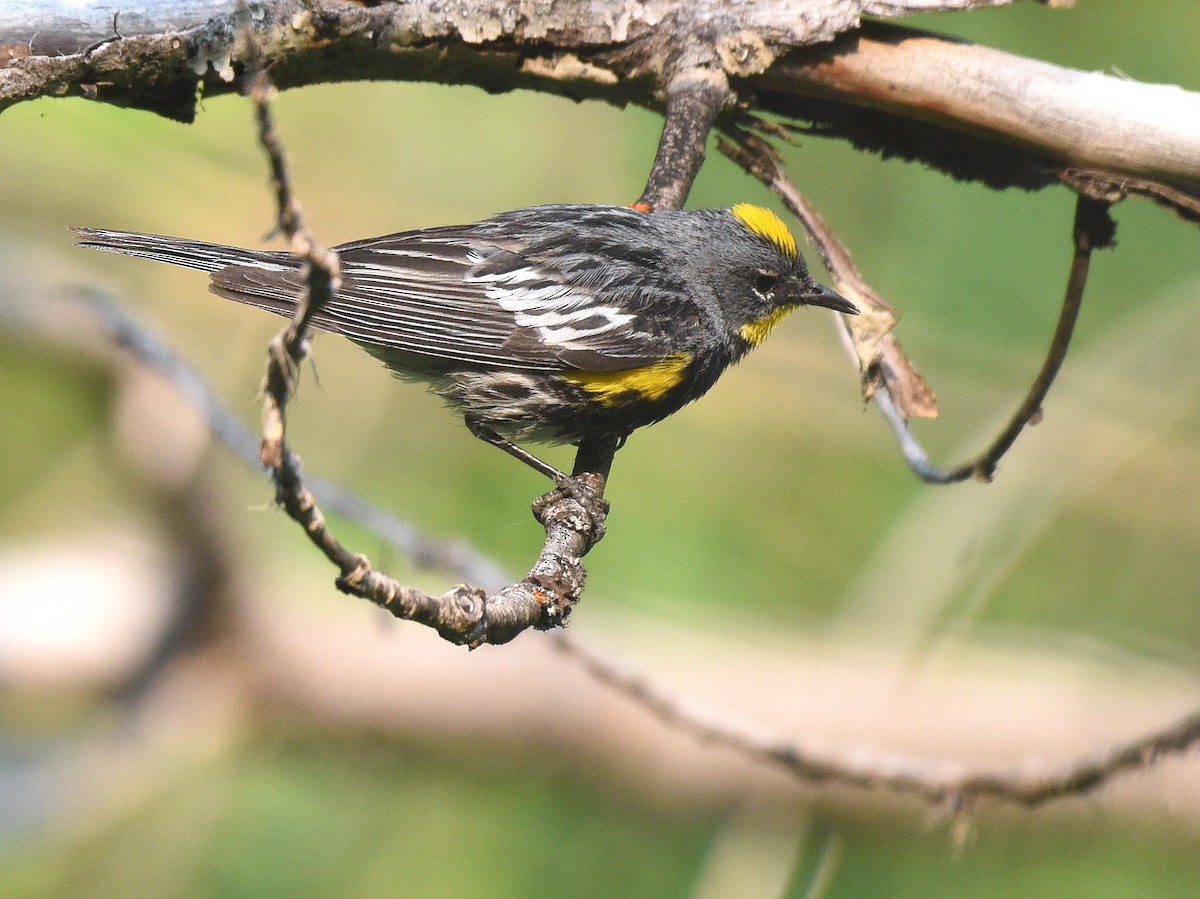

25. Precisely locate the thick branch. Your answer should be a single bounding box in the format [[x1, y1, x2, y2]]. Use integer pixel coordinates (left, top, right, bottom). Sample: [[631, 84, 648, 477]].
[[636, 69, 732, 211], [761, 21, 1200, 215], [3, 2, 1197, 216]]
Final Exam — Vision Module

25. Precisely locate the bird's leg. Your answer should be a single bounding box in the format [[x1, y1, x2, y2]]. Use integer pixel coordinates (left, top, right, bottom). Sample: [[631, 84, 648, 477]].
[[465, 417, 571, 485], [465, 418, 614, 541], [571, 433, 619, 481]]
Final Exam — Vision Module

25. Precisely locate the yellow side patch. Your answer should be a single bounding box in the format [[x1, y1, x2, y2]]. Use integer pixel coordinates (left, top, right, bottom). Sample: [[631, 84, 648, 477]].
[[564, 352, 692, 406], [730, 204, 798, 259], [739, 307, 793, 347]]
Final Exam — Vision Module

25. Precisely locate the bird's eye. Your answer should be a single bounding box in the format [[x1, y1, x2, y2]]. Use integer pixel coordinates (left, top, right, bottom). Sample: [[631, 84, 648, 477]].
[[754, 272, 779, 296]]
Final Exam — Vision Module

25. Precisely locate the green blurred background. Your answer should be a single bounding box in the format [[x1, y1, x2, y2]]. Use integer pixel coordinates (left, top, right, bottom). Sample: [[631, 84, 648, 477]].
[[2, 2, 1199, 897]]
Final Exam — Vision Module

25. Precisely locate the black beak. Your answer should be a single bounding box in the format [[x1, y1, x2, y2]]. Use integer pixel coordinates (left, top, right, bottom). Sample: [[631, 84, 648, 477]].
[[805, 283, 858, 315]]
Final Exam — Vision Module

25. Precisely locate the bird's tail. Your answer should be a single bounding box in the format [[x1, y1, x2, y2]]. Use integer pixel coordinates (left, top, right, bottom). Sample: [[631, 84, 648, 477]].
[[73, 227, 297, 276]]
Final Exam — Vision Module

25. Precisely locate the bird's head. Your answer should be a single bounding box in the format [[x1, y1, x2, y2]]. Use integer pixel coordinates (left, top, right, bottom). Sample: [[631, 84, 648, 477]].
[[690, 204, 858, 349]]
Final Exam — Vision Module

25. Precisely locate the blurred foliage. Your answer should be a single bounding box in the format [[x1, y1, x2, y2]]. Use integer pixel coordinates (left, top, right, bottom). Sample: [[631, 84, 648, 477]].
[[1, 1, 1199, 896]]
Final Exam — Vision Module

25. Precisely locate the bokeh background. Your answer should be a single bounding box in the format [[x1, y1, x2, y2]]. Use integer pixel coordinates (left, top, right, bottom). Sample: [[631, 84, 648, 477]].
[[2, 2, 1199, 896]]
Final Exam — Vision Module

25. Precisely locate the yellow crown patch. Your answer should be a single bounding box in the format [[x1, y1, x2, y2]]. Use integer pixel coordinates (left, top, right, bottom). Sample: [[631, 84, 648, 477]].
[[730, 204, 798, 259]]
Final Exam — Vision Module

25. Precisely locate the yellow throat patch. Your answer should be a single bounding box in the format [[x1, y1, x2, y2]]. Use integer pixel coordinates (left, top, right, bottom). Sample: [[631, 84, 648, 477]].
[[564, 352, 692, 406], [739, 307, 792, 348], [730, 204, 798, 259]]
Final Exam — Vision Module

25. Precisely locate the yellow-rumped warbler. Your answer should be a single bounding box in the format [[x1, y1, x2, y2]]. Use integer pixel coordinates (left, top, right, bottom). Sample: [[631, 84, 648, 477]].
[[76, 204, 855, 476]]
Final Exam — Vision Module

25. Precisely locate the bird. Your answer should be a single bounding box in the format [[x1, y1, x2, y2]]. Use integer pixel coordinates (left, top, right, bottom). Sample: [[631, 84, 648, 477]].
[[76, 203, 856, 482]]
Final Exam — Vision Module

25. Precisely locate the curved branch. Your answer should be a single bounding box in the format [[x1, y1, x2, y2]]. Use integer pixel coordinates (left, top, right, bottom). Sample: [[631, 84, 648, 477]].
[[880, 195, 1114, 483], [245, 60, 607, 646], [81, 291, 512, 589]]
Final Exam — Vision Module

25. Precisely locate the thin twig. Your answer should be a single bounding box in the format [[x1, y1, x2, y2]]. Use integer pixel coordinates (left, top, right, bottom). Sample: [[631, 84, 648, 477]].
[[246, 66, 341, 470], [880, 195, 1114, 484], [552, 633, 1200, 810]]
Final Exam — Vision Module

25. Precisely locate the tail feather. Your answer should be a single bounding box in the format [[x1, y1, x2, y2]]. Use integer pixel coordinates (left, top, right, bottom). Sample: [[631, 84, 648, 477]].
[[73, 227, 296, 276]]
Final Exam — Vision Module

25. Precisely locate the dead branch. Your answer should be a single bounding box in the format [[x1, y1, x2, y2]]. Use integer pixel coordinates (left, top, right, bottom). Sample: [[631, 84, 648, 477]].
[[636, 68, 733, 211], [765, 21, 1200, 206], [720, 127, 1126, 481], [3, 2, 1196, 214], [876, 196, 1115, 483], [552, 634, 1200, 812]]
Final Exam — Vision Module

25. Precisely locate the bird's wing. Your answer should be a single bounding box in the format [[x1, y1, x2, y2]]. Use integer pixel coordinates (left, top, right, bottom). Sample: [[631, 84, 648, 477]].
[[211, 226, 681, 372]]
